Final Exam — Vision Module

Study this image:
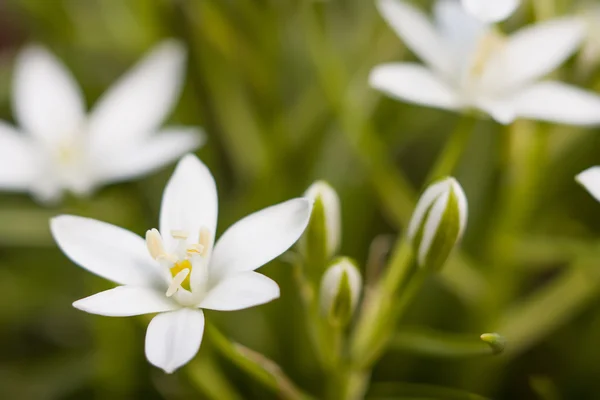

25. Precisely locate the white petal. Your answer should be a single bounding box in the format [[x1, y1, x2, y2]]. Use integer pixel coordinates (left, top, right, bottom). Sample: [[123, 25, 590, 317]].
[[576, 167, 600, 202], [419, 191, 450, 265], [0, 122, 37, 190], [145, 308, 205, 373], [510, 81, 600, 126], [475, 97, 517, 125], [200, 272, 280, 311], [461, 0, 520, 23], [503, 18, 585, 88], [88, 40, 186, 153], [51, 215, 170, 288], [377, 0, 453, 77], [160, 154, 218, 252], [93, 127, 204, 185], [408, 179, 450, 240], [370, 63, 461, 111], [209, 198, 312, 277], [370, 63, 461, 113], [73, 286, 179, 317], [13, 45, 85, 142]]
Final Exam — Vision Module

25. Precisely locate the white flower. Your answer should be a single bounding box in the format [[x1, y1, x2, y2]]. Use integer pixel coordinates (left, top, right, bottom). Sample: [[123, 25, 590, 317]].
[[461, 0, 520, 23], [370, 0, 600, 125], [576, 166, 600, 202], [50, 154, 312, 373], [408, 177, 467, 270], [0, 40, 203, 204]]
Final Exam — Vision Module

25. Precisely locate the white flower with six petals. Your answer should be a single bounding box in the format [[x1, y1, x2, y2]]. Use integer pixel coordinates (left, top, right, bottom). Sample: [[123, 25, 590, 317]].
[[370, 0, 600, 125], [50, 154, 312, 373], [0, 40, 203, 203]]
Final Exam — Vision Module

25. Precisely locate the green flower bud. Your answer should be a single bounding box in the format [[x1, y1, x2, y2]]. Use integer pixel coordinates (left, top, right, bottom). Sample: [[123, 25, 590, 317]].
[[320, 258, 362, 326], [300, 181, 341, 268], [408, 177, 468, 272]]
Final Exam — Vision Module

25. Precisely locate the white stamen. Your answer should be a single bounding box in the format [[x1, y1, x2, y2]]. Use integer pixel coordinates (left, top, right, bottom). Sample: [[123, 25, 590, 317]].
[[199, 227, 211, 257], [145, 228, 166, 260], [166, 268, 190, 297]]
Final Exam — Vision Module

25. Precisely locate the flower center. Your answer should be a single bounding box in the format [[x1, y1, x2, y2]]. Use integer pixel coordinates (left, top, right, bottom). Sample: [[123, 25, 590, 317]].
[[468, 31, 506, 79], [145, 227, 211, 299]]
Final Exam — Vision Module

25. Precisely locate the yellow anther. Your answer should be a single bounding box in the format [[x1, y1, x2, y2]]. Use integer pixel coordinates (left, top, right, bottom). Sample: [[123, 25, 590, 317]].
[[171, 230, 189, 240], [199, 228, 211, 257], [166, 268, 190, 297], [145, 229, 165, 260], [186, 244, 205, 256], [171, 259, 192, 291]]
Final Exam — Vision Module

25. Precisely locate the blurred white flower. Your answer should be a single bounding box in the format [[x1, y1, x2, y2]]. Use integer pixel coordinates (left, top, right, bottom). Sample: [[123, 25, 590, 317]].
[[576, 166, 600, 201], [0, 40, 204, 204], [371, 0, 600, 125], [578, 5, 600, 73], [461, 0, 520, 23], [51, 154, 312, 373]]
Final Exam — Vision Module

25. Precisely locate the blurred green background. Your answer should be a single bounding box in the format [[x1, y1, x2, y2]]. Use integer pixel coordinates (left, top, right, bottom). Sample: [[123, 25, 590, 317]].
[[2, 0, 600, 399]]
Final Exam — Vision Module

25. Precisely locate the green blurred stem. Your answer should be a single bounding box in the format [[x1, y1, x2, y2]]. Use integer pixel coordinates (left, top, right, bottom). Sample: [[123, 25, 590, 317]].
[[350, 240, 414, 367], [205, 324, 314, 400], [425, 117, 476, 184]]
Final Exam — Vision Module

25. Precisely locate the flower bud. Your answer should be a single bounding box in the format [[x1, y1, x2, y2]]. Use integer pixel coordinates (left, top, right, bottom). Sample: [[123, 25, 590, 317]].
[[320, 258, 362, 326], [407, 177, 468, 272], [300, 181, 341, 266]]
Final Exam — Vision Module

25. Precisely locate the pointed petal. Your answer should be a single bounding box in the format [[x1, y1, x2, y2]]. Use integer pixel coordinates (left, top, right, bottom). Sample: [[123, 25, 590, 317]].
[[200, 272, 280, 311], [13, 45, 85, 142], [145, 308, 205, 373], [510, 81, 600, 125], [0, 122, 37, 190], [88, 40, 186, 153], [210, 198, 312, 277], [73, 286, 179, 317], [160, 154, 218, 253], [577, 167, 600, 202], [370, 63, 462, 111], [461, 0, 520, 23], [503, 18, 585, 88], [51, 215, 170, 288], [377, 0, 453, 76], [93, 127, 204, 185], [475, 98, 517, 125]]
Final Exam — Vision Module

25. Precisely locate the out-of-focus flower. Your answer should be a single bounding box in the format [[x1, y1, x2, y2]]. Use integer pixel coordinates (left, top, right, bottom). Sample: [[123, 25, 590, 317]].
[[408, 177, 467, 271], [320, 257, 362, 325], [578, 5, 600, 73], [371, 0, 600, 125], [300, 181, 342, 264], [51, 154, 312, 373], [461, 0, 520, 23], [0, 40, 203, 204], [576, 166, 600, 201]]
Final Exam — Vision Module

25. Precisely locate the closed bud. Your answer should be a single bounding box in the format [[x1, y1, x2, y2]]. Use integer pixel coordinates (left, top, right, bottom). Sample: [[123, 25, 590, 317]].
[[408, 177, 468, 272], [320, 258, 362, 326], [300, 181, 341, 267]]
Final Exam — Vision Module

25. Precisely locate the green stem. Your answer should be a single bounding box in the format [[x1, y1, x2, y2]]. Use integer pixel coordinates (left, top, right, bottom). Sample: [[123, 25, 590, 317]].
[[425, 117, 477, 185], [206, 325, 314, 400], [349, 240, 414, 367]]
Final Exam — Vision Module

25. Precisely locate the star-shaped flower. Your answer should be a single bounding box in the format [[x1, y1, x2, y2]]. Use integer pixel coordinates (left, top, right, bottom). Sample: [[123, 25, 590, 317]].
[[0, 40, 203, 203], [370, 0, 600, 125], [51, 154, 312, 373]]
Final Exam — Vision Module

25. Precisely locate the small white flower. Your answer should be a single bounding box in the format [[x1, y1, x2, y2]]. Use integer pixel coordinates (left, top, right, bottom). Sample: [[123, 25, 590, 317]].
[[461, 0, 520, 23], [371, 0, 600, 125], [50, 154, 312, 373], [0, 40, 204, 204], [408, 177, 467, 270], [576, 166, 600, 202]]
